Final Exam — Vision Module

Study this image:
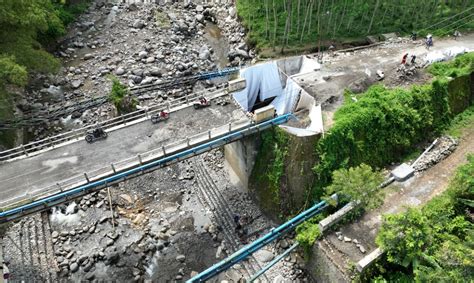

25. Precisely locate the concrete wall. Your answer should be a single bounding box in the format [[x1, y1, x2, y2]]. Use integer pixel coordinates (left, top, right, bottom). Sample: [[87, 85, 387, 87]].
[[224, 135, 260, 190]]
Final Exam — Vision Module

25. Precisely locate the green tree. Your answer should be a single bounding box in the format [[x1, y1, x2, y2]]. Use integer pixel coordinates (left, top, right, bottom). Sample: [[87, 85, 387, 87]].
[[415, 235, 474, 282], [376, 207, 433, 268], [324, 163, 384, 213], [0, 55, 28, 87], [108, 77, 137, 115], [296, 220, 321, 255]]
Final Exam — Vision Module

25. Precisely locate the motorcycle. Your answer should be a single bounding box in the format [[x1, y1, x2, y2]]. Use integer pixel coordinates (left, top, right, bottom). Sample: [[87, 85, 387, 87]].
[[193, 98, 211, 109], [151, 111, 170, 124], [85, 127, 108, 143]]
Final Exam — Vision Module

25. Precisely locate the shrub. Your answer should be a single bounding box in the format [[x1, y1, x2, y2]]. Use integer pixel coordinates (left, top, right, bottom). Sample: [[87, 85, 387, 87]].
[[108, 77, 137, 115]]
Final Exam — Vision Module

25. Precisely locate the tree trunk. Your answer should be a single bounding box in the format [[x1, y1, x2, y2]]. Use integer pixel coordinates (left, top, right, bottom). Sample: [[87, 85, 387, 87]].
[[367, 0, 380, 34]]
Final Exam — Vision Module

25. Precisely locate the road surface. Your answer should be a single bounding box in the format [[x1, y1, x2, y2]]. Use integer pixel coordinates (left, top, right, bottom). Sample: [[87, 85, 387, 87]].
[[0, 101, 246, 206]]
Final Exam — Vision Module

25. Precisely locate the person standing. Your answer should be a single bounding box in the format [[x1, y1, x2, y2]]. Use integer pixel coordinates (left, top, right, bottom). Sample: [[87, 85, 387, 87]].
[[401, 53, 408, 65]]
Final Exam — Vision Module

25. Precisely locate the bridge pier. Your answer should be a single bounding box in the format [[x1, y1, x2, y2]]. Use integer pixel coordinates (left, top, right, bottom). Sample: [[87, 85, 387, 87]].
[[224, 135, 260, 191]]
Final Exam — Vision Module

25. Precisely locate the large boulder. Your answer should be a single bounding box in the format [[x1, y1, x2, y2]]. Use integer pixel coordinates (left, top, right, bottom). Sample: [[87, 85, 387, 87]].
[[199, 45, 211, 60], [133, 19, 145, 29]]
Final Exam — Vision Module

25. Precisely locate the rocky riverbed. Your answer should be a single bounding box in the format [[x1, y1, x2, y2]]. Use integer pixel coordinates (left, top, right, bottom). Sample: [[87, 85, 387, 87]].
[[20, 0, 253, 143], [1, 1, 308, 282], [2, 149, 308, 282]]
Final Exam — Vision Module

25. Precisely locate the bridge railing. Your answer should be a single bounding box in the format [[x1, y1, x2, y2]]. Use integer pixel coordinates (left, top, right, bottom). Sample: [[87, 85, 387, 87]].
[[0, 117, 251, 211], [0, 86, 227, 163]]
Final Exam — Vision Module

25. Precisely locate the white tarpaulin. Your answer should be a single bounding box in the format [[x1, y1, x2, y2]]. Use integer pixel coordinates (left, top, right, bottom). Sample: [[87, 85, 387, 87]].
[[443, 46, 469, 57], [270, 78, 302, 115], [232, 62, 282, 111], [423, 47, 471, 65], [279, 91, 324, 136], [232, 56, 324, 136]]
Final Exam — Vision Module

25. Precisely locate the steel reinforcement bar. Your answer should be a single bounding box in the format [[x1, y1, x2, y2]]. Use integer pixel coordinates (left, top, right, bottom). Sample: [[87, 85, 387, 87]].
[[0, 114, 292, 223]]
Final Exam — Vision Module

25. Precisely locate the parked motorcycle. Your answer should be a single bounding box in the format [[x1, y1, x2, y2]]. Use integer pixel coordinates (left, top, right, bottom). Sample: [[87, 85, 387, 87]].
[[193, 97, 211, 109], [85, 127, 108, 143], [151, 111, 170, 124]]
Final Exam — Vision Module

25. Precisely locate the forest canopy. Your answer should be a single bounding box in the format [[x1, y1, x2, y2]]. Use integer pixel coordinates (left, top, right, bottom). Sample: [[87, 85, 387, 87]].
[[237, 0, 474, 51]]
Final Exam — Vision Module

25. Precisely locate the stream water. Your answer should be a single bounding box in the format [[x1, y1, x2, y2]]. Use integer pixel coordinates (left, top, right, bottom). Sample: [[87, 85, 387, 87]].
[[203, 22, 230, 69]]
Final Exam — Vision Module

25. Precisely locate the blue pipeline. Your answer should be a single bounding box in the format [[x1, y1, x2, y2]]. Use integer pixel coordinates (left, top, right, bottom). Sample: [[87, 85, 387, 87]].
[[187, 194, 337, 282], [196, 67, 240, 80], [0, 114, 291, 220]]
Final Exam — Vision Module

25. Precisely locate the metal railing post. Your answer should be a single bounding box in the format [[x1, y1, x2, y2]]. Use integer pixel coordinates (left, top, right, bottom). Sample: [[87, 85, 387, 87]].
[[228, 123, 232, 132], [186, 137, 190, 146], [84, 173, 90, 183], [57, 183, 62, 192], [138, 154, 143, 165], [21, 145, 28, 156], [111, 164, 116, 173], [162, 146, 166, 155], [208, 130, 211, 139]]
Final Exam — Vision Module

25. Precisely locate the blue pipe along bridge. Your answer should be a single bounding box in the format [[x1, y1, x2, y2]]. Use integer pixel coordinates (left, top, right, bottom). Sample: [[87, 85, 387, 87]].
[[0, 114, 292, 223]]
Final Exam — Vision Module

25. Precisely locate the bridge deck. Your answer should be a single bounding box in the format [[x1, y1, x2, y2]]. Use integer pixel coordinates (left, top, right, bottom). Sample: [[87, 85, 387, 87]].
[[0, 102, 246, 208]]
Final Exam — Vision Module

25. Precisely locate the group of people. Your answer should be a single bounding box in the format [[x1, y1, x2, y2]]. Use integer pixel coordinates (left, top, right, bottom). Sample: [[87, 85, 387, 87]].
[[401, 53, 417, 65]]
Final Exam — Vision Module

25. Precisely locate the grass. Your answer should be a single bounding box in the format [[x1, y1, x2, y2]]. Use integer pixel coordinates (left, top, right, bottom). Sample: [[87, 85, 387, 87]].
[[445, 104, 474, 138], [155, 10, 171, 28]]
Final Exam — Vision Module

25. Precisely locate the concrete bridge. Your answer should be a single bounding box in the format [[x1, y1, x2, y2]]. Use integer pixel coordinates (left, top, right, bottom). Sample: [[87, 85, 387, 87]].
[[0, 82, 264, 220], [0, 101, 292, 222]]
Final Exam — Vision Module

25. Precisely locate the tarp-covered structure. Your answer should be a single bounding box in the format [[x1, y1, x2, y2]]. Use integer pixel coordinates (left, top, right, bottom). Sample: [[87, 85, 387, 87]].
[[232, 56, 324, 136]]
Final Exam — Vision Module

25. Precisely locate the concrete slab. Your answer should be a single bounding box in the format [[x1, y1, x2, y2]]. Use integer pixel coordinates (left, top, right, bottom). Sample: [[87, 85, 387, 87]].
[[381, 33, 398, 40], [366, 35, 380, 44], [391, 163, 415, 181], [356, 247, 383, 272]]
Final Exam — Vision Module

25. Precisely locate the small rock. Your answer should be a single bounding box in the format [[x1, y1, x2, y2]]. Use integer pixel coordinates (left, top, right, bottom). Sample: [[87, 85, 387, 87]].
[[359, 245, 366, 254], [176, 254, 186, 262], [115, 68, 126, 75], [138, 51, 148, 58], [88, 225, 96, 234], [344, 236, 352, 242], [83, 53, 94, 60], [146, 57, 155, 63], [69, 262, 79, 273], [85, 272, 95, 280], [106, 238, 115, 246], [71, 80, 82, 89], [280, 239, 289, 249], [257, 250, 274, 263], [52, 231, 59, 238]]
